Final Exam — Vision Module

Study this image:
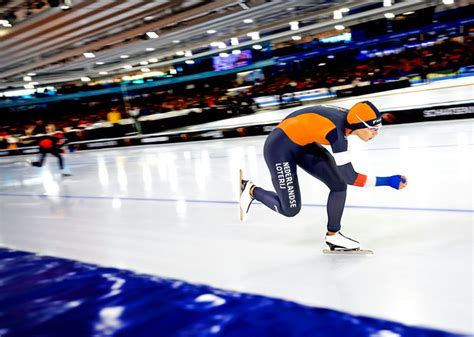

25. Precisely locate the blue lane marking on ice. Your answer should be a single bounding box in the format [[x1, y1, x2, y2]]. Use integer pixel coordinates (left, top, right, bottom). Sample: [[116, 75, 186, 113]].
[[0, 248, 468, 337], [0, 193, 472, 213]]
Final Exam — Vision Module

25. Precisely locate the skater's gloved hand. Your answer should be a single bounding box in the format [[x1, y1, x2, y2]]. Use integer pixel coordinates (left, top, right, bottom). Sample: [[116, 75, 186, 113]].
[[376, 175, 408, 190]]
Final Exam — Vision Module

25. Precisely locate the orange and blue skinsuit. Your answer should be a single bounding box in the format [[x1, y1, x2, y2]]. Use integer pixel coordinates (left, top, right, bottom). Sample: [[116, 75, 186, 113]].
[[252, 105, 371, 232]]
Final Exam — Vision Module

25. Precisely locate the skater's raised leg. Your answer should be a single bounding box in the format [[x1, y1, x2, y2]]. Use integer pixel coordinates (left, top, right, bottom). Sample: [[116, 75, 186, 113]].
[[252, 129, 302, 217]]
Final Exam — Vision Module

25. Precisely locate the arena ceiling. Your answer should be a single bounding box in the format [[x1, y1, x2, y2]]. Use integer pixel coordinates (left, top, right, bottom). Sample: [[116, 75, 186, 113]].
[[0, 0, 438, 90]]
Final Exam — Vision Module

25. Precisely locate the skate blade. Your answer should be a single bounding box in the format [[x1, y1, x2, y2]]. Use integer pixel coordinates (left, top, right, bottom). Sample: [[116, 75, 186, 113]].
[[323, 248, 373, 255]]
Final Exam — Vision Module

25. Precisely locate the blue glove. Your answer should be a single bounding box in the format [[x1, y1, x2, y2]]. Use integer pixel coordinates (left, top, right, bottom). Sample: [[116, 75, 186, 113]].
[[376, 175, 407, 189]]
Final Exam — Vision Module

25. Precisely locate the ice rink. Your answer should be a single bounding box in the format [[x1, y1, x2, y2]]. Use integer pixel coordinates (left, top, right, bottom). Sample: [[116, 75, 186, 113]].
[[0, 110, 473, 334]]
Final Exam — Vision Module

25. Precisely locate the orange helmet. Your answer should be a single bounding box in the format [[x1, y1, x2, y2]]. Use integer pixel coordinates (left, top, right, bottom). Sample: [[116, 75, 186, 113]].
[[346, 101, 382, 130]]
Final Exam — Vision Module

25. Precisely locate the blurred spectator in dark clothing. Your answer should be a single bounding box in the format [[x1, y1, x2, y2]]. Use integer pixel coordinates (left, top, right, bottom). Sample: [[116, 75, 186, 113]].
[[30, 132, 71, 176], [33, 120, 47, 135]]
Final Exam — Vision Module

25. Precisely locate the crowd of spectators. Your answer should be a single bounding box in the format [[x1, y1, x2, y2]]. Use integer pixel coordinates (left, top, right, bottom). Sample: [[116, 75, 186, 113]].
[[250, 38, 472, 97], [1, 37, 472, 149]]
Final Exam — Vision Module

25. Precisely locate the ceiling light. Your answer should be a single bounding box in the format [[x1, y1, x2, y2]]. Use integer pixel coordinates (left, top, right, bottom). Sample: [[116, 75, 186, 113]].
[[318, 63, 326, 66], [291, 35, 301, 41], [81, 77, 91, 82], [96, 62, 104, 65], [327, 55, 335, 59], [24, 84, 35, 89], [184, 50, 193, 57], [232, 49, 241, 55], [333, 10, 342, 19], [99, 71, 108, 75], [146, 47, 155, 51], [403, 11, 415, 15], [148, 58, 158, 63], [141, 68, 150, 72], [243, 19, 253, 23], [442, 0, 454, 4], [83, 52, 95, 58], [173, 40, 180, 43], [146, 32, 159, 39], [170, 68, 177, 74], [230, 37, 239, 46], [176, 51, 185, 56], [289, 21, 299, 30], [120, 55, 129, 59], [335, 24, 345, 30], [340, 7, 350, 13], [123, 65, 132, 69], [247, 32, 260, 40], [383, 0, 392, 6], [140, 61, 149, 65], [27, 72, 36, 76], [219, 52, 229, 57], [252, 44, 262, 50], [210, 41, 227, 49], [207, 29, 217, 34], [384, 12, 395, 19], [185, 60, 195, 64], [23, 76, 32, 82]]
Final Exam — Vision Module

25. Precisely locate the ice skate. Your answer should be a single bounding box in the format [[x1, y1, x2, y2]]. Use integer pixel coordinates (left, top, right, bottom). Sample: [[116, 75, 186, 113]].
[[239, 169, 254, 221], [61, 168, 72, 177], [323, 232, 373, 255], [325, 231, 360, 250]]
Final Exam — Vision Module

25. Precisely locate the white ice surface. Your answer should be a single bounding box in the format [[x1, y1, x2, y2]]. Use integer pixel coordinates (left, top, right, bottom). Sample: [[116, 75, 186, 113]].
[[0, 84, 473, 335]]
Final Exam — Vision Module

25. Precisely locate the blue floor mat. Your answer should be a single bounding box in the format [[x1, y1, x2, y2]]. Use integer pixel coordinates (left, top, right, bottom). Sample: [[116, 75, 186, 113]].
[[0, 248, 469, 337]]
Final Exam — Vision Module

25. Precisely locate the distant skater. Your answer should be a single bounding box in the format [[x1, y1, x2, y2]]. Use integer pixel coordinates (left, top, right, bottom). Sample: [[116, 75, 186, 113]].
[[30, 131, 71, 176], [240, 101, 407, 251]]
